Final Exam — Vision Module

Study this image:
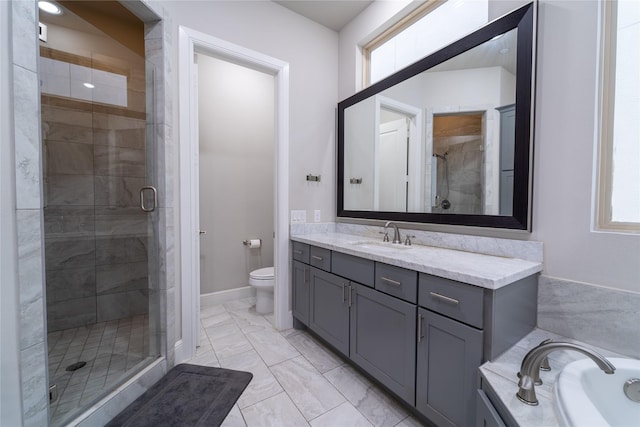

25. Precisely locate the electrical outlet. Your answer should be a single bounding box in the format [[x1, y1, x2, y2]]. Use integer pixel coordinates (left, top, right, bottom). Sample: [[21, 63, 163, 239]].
[[291, 210, 307, 223], [314, 210, 321, 222]]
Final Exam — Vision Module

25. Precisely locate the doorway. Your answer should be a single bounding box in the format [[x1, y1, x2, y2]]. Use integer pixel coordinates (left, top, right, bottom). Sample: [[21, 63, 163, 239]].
[[179, 28, 291, 362], [196, 53, 275, 298], [374, 96, 423, 212]]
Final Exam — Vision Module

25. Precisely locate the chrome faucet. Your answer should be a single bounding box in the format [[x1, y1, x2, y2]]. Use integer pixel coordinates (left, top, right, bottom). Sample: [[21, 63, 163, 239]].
[[384, 221, 402, 244], [516, 341, 616, 405]]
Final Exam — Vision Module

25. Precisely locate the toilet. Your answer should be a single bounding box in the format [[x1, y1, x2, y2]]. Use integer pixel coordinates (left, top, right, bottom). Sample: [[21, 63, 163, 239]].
[[249, 266, 275, 314]]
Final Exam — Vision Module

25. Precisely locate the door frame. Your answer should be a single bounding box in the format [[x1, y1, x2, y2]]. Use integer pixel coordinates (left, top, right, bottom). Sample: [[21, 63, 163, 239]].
[[178, 26, 291, 362], [374, 95, 423, 211]]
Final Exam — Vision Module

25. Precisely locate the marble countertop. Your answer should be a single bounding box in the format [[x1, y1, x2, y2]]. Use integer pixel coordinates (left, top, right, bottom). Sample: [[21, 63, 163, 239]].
[[479, 328, 628, 426], [290, 232, 542, 289]]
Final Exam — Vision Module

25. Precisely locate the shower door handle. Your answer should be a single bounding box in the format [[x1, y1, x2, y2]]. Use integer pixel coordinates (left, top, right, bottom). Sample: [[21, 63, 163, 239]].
[[140, 186, 157, 212]]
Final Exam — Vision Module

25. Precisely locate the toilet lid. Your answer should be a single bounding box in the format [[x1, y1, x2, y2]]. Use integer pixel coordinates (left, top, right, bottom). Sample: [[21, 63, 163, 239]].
[[250, 267, 274, 280]]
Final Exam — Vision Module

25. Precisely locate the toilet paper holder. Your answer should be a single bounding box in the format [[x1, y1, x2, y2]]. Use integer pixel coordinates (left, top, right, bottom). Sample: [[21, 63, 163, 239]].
[[243, 239, 262, 248]]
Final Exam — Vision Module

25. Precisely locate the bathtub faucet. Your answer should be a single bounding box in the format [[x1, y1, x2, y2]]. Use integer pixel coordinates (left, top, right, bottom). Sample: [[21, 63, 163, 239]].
[[516, 341, 615, 405]]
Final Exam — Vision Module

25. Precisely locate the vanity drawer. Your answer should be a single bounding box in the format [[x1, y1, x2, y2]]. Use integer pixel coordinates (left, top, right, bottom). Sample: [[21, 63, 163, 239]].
[[331, 251, 374, 287], [309, 246, 331, 271], [375, 263, 417, 304], [419, 274, 484, 329], [292, 242, 309, 264]]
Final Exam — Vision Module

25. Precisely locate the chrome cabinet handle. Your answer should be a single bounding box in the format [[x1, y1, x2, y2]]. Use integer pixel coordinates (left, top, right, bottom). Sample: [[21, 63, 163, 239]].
[[140, 186, 157, 212], [342, 283, 347, 302], [348, 285, 353, 307], [429, 291, 460, 305], [311, 255, 324, 261], [417, 313, 424, 343], [381, 276, 401, 286]]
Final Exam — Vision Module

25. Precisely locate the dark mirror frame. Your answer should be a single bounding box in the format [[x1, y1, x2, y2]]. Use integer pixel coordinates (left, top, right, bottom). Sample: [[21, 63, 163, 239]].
[[337, 2, 536, 230]]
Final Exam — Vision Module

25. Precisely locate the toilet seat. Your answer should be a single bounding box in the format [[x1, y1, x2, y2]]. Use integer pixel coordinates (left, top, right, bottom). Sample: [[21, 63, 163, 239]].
[[250, 267, 274, 281]]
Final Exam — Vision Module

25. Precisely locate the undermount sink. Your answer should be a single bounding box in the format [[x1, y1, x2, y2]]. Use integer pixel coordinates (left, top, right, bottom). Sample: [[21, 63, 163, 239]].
[[555, 357, 640, 427], [349, 240, 413, 251]]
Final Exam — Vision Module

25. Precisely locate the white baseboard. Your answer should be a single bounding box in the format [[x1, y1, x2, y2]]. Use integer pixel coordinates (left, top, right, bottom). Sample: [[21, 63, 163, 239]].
[[200, 286, 256, 307]]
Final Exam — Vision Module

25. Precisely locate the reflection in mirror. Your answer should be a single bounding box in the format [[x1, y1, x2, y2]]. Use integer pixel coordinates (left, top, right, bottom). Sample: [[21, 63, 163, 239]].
[[338, 2, 535, 229], [345, 28, 517, 215]]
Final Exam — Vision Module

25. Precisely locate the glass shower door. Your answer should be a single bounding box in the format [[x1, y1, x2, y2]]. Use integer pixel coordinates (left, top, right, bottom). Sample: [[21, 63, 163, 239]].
[[42, 43, 160, 425]]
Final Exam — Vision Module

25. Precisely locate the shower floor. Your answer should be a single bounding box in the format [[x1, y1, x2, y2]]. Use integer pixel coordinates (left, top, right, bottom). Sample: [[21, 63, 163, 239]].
[[47, 315, 150, 426]]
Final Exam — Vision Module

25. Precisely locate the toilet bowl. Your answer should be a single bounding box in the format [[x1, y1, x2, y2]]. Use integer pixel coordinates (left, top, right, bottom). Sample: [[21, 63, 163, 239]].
[[249, 267, 274, 314]]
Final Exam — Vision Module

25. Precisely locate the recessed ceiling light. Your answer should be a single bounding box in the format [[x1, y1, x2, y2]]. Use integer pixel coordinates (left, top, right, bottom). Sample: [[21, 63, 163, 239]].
[[83, 83, 95, 89], [38, 1, 62, 15]]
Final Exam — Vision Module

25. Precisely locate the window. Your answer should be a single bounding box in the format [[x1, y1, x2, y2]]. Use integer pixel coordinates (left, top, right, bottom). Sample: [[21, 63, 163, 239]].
[[363, 0, 488, 86], [596, 0, 640, 232]]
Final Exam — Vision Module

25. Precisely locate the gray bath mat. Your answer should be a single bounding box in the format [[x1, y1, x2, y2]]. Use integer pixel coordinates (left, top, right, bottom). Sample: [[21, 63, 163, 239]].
[[106, 363, 253, 427]]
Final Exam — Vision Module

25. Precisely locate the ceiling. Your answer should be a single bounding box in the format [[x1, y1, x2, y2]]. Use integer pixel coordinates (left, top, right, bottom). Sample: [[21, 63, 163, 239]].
[[274, 0, 373, 31]]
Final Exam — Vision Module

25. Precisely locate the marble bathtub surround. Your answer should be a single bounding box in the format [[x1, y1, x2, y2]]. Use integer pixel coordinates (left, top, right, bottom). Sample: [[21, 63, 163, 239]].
[[538, 276, 640, 359], [291, 222, 543, 263], [479, 328, 628, 426], [291, 231, 542, 289]]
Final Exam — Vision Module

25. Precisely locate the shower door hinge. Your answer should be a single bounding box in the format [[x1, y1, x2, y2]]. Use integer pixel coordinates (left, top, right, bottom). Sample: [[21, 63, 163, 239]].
[[49, 384, 58, 403]]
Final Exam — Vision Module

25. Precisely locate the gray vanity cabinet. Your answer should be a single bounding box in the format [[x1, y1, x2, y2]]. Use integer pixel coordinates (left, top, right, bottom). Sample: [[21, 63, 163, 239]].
[[292, 260, 310, 326], [292, 240, 537, 427], [350, 283, 417, 403], [476, 389, 507, 427], [308, 267, 350, 356], [416, 308, 483, 427]]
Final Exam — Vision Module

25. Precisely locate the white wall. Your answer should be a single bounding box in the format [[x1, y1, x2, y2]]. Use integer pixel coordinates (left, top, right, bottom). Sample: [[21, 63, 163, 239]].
[[344, 96, 376, 210], [339, 1, 640, 293], [197, 54, 274, 294], [529, 0, 639, 293], [161, 0, 338, 223]]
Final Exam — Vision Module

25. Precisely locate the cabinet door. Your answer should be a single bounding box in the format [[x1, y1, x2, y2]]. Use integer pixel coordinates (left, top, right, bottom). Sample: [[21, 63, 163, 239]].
[[350, 284, 416, 404], [309, 267, 350, 356], [476, 389, 507, 427], [416, 308, 483, 427], [292, 260, 309, 325]]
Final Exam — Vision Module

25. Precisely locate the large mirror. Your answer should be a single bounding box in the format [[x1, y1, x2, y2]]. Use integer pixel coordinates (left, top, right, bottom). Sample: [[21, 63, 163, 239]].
[[338, 3, 535, 230]]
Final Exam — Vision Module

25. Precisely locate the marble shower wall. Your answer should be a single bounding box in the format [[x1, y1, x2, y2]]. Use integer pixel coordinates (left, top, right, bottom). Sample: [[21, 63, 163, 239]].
[[42, 56, 149, 331], [433, 135, 484, 214]]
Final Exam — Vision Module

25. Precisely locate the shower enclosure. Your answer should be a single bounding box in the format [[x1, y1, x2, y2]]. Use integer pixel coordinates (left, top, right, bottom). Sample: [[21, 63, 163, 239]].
[[39, 5, 160, 425]]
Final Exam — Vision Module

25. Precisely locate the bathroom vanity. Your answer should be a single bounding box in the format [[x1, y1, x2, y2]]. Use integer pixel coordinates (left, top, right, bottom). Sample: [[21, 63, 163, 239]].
[[290, 231, 542, 427]]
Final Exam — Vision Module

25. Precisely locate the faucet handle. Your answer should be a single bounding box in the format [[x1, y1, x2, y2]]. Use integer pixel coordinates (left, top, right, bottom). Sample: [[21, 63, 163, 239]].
[[537, 339, 553, 371], [378, 231, 389, 242], [404, 235, 416, 246], [518, 339, 553, 383]]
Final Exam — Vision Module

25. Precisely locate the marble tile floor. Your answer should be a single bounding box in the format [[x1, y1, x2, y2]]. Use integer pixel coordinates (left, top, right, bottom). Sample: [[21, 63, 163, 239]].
[[186, 297, 425, 427], [47, 314, 150, 426]]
